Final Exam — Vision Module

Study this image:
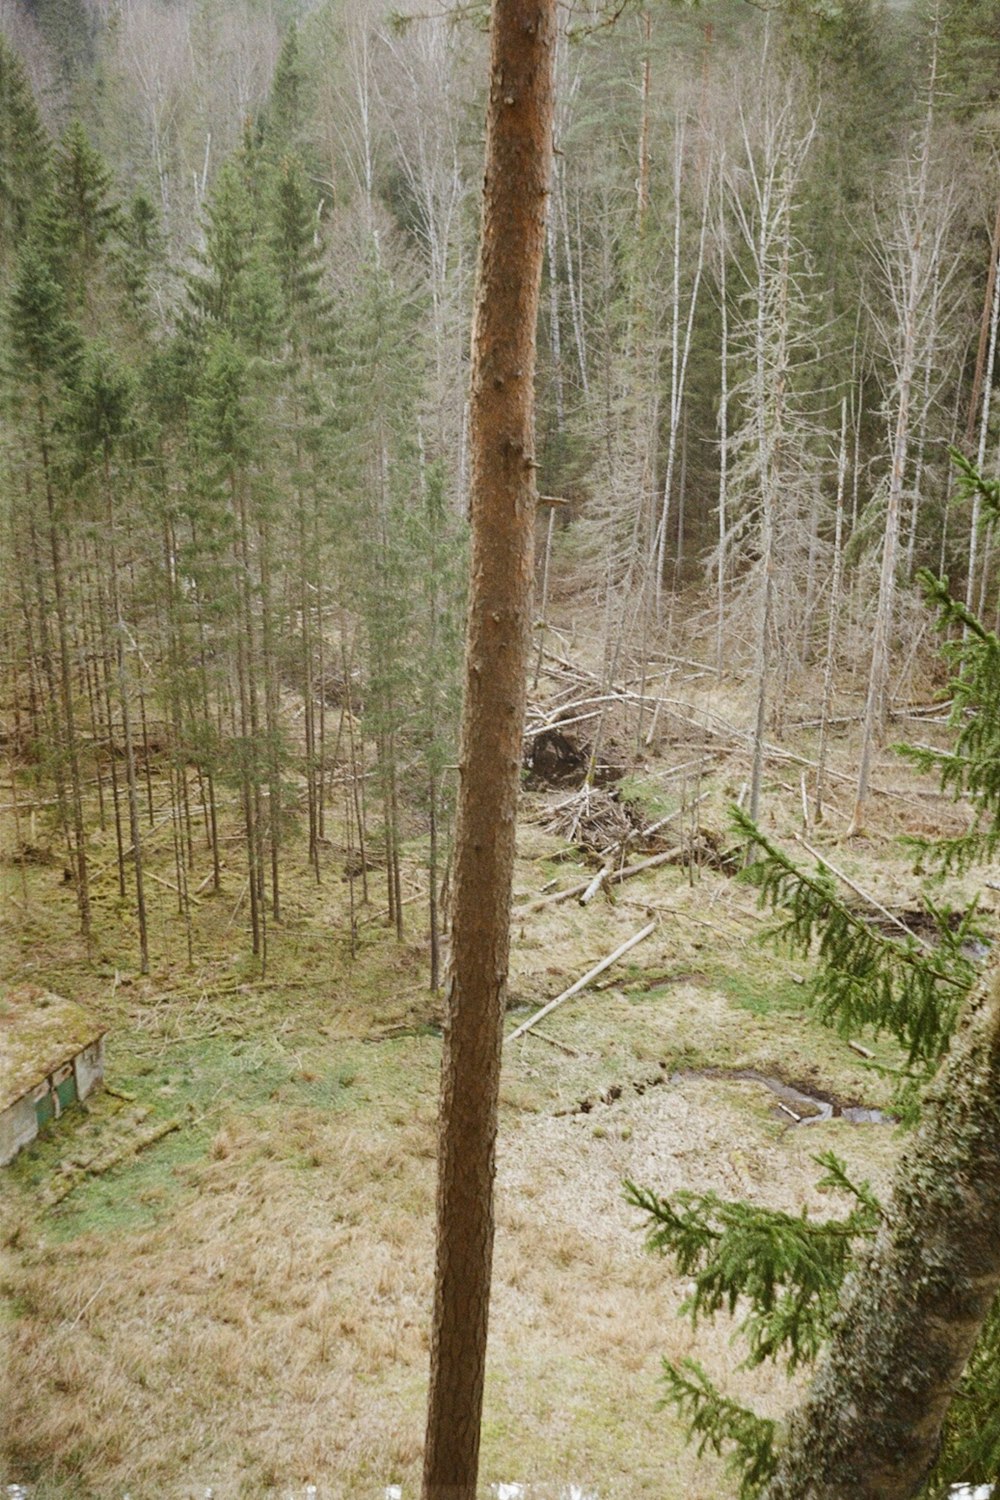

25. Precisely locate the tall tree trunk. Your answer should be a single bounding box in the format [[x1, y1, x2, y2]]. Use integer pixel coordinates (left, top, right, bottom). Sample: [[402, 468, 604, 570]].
[[815, 399, 848, 824], [94, 560, 126, 896], [762, 960, 1000, 1500], [967, 226, 1000, 611], [715, 166, 729, 678], [850, 24, 943, 835], [421, 0, 556, 1490], [107, 470, 148, 976], [41, 413, 91, 944]]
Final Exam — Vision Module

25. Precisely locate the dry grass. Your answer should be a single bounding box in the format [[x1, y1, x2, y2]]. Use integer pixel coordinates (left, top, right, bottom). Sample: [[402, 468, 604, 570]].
[[1, 630, 989, 1499]]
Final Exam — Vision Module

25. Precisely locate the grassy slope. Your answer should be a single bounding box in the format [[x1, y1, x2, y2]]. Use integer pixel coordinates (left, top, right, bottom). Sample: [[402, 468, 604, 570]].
[[0, 690, 977, 1498]]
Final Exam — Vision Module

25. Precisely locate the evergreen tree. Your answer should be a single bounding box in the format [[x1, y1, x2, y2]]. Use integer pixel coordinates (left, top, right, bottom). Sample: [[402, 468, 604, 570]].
[[937, 0, 1000, 126], [0, 37, 51, 263], [260, 24, 312, 171], [6, 242, 91, 941], [41, 123, 124, 317], [72, 342, 151, 974]]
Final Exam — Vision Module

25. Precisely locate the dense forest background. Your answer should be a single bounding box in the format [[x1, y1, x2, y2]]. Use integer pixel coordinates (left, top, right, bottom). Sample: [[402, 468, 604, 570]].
[[1, 0, 998, 979]]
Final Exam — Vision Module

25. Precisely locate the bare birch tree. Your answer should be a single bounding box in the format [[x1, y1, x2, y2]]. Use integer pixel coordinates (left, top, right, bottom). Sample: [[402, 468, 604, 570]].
[[721, 58, 817, 825], [849, 21, 961, 833]]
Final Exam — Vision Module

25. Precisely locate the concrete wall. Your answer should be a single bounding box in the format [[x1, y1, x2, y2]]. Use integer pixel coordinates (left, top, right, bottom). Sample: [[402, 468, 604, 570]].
[[73, 1036, 105, 1100], [0, 1095, 38, 1166]]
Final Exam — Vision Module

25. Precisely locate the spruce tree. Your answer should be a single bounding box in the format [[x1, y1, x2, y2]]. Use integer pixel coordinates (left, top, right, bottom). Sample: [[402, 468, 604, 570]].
[[72, 343, 150, 973], [269, 152, 337, 875], [41, 122, 123, 319], [0, 37, 51, 264]]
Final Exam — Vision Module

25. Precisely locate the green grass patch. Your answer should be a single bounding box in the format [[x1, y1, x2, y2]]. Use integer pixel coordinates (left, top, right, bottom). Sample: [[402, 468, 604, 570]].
[[719, 968, 810, 1017], [8, 1026, 397, 1243], [616, 773, 679, 822]]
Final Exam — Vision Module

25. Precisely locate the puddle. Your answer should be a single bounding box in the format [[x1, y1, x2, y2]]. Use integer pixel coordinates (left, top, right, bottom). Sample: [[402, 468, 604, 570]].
[[691, 1067, 893, 1125], [558, 1065, 892, 1126]]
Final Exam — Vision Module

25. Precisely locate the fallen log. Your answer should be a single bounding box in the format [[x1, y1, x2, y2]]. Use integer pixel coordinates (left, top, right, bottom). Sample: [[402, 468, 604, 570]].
[[514, 846, 683, 916], [506, 920, 657, 1043]]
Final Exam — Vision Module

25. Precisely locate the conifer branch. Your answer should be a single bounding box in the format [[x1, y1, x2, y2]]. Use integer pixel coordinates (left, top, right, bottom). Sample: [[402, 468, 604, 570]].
[[626, 1173, 879, 1374], [896, 566, 1000, 871], [657, 1359, 778, 1499], [731, 806, 973, 1066], [949, 444, 1000, 521]]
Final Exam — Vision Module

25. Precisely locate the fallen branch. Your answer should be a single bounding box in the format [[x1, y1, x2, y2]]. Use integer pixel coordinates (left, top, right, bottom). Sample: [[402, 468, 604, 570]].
[[519, 1024, 583, 1056], [516, 877, 591, 913], [103, 1084, 137, 1103], [143, 868, 203, 905], [514, 847, 683, 916], [579, 861, 614, 906], [794, 834, 933, 951], [506, 920, 657, 1043], [655, 696, 956, 807]]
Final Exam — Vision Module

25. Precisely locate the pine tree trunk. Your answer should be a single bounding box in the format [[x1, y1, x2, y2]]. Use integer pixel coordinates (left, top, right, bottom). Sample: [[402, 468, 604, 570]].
[[94, 561, 126, 897], [715, 168, 729, 678], [421, 0, 556, 1490], [763, 961, 1000, 1500]]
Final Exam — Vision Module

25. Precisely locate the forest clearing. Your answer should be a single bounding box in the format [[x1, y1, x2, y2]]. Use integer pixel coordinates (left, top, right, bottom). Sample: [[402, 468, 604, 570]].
[[0, 604, 987, 1496], [0, 585, 995, 1488]]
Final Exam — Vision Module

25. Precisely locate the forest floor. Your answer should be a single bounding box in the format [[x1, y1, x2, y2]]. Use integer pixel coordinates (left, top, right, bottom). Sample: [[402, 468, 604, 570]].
[[0, 608, 989, 1499]]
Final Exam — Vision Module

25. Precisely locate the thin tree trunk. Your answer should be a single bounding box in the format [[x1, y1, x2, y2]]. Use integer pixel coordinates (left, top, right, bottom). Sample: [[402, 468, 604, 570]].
[[715, 168, 729, 677], [41, 410, 91, 944], [815, 400, 847, 824], [343, 632, 368, 906], [421, 0, 556, 1489], [967, 229, 1000, 611], [533, 196, 565, 689], [850, 42, 940, 835], [107, 468, 148, 976], [655, 121, 709, 617], [389, 739, 403, 941], [25, 506, 72, 873], [80, 577, 107, 834], [232, 476, 261, 958], [257, 515, 282, 921], [560, 167, 588, 396], [428, 772, 441, 992], [964, 195, 1000, 452], [94, 560, 126, 897]]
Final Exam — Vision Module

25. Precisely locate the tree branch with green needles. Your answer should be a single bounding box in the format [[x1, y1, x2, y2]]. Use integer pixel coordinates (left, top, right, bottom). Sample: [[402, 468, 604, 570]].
[[731, 805, 976, 1068], [656, 1358, 778, 1499], [627, 1155, 880, 1375], [896, 568, 1000, 873]]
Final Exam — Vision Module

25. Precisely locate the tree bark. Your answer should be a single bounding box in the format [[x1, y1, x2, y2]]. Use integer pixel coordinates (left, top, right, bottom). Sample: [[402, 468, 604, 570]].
[[421, 0, 556, 1494], [762, 960, 1000, 1500]]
